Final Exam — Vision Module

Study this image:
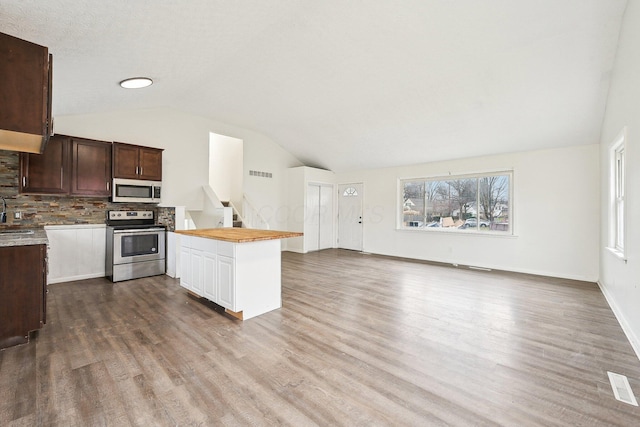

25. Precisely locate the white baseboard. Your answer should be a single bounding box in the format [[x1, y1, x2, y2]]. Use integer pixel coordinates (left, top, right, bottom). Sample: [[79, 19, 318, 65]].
[[598, 280, 640, 363], [47, 272, 106, 285]]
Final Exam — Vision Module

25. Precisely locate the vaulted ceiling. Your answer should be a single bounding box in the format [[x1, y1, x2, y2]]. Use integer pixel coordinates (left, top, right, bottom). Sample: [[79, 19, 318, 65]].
[[0, 1, 628, 172]]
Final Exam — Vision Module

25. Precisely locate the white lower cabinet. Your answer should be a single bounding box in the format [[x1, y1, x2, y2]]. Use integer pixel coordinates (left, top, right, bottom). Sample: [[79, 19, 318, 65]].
[[180, 244, 191, 290], [190, 248, 204, 295], [216, 255, 235, 310], [202, 252, 217, 301], [178, 235, 282, 320], [45, 225, 107, 284]]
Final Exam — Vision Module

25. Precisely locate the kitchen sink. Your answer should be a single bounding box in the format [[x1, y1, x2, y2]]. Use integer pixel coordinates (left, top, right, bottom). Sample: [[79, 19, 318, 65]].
[[0, 229, 35, 235]]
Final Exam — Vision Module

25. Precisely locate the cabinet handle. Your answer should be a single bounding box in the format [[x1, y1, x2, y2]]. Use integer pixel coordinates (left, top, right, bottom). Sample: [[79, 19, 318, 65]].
[[60, 168, 63, 185], [139, 167, 143, 176], [136, 166, 139, 175], [106, 181, 110, 191], [22, 176, 26, 187]]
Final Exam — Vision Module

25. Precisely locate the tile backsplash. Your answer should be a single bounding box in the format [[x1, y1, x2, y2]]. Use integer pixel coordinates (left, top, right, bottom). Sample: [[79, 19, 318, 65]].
[[0, 150, 173, 228]]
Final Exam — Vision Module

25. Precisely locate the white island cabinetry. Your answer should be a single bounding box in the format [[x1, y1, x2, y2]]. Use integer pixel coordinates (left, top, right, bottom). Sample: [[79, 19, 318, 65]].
[[177, 229, 300, 320]]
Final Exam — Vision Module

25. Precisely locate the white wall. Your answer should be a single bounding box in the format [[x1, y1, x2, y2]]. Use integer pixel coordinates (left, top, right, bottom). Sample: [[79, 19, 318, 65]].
[[54, 107, 302, 230], [598, 0, 640, 357], [335, 144, 600, 282]]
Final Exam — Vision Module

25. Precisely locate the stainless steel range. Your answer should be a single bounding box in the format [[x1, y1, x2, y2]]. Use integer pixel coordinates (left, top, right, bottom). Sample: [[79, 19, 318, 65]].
[[106, 210, 166, 282]]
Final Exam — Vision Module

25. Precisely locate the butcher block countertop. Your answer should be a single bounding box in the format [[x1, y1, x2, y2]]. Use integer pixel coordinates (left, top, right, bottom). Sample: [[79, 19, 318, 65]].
[[175, 228, 303, 243]]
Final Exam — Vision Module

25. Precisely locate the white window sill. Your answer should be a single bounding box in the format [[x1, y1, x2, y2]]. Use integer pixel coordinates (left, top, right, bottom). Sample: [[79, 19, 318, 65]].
[[397, 227, 517, 239], [606, 247, 627, 263]]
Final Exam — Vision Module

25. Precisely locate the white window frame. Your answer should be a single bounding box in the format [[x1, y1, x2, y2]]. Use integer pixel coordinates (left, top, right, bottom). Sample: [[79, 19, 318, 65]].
[[608, 127, 627, 260], [398, 170, 513, 235]]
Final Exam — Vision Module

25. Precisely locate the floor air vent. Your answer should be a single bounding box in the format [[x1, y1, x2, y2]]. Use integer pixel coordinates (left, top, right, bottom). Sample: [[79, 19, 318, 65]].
[[608, 371, 638, 406]]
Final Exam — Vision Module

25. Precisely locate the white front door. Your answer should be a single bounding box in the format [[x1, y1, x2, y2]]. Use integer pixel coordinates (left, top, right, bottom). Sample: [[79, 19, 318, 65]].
[[338, 183, 363, 251]]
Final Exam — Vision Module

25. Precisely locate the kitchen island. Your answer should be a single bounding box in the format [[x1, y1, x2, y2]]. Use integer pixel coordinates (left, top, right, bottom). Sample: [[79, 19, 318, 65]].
[[175, 228, 302, 320]]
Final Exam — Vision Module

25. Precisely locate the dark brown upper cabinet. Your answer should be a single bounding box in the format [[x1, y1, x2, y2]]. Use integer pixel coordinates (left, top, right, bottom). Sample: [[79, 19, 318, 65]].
[[70, 137, 112, 196], [0, 32, 52, 154], [113, 142, 163, 181], [20, 135, 112, 196], [20, 134, 70, 194]]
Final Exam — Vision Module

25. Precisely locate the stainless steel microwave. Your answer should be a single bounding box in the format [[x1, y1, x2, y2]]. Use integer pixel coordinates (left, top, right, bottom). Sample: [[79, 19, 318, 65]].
[[112, 178, 162, 203]]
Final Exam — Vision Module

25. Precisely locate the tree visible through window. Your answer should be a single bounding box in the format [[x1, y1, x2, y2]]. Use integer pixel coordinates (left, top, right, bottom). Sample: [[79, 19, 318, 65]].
[[401, 172, 511, 233]]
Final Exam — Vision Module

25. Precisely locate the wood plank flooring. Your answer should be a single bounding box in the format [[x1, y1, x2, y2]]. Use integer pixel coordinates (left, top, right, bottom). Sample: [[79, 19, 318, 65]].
[[1, 248, 640, 426]]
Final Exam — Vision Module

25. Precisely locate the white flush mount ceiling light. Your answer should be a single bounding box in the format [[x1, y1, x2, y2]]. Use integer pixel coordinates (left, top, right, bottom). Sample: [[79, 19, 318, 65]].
[[119, 77, 153, 89]]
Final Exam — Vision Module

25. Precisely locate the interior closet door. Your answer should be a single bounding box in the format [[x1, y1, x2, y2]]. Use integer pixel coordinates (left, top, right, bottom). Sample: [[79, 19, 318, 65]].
[[306, 184, 320, 251], [306, 183, 334, 252], [318, 184, 333, 250]]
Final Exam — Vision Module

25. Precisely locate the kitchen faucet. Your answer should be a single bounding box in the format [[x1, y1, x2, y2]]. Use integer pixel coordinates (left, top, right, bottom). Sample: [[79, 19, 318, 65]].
[[1, 197, 6, 223]]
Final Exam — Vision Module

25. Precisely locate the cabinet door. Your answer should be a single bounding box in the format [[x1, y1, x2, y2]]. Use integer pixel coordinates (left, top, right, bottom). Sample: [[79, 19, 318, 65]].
[[138, 146, 163, 181], [70, 137, 112, 196], [0, 32, 50, 152], [180, 247, 191, 290], [41, 245, 47, 325], [217, 255, 235, 310], [112, 142, 139, 179], [190, 248, 204, 296], [203, 252, 217, 301], [0, 244, 45, 346], [20, 134, 69, 194]]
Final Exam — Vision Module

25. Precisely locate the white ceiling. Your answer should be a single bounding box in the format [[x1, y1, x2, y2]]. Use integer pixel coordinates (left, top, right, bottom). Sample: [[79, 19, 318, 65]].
[[0, 1, 628, 172]]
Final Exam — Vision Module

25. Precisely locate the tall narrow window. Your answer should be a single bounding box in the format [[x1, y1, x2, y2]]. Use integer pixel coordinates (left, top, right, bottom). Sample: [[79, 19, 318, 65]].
[[614, 143, 625, 252], [610, 127, 626, 257]]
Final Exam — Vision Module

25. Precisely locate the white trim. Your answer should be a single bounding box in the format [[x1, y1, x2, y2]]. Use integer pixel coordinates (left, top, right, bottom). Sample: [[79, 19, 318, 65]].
[[598, 280, 640, 363], [605, 246, 627, 263], [399, 168, 515, 182], [395, 227, 519, 239], [356, 249, 597, 282], [48, 272, 106, 285], [608, 127, 627, 258], [45, 224, 106, 230]]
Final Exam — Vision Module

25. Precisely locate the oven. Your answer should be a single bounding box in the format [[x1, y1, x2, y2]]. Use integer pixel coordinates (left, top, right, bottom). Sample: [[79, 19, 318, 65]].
[[106, 210, 166, 282]]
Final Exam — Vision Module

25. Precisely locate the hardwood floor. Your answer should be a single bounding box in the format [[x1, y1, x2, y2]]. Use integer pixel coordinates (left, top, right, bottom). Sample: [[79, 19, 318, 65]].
[[1, 249, 640, 426]]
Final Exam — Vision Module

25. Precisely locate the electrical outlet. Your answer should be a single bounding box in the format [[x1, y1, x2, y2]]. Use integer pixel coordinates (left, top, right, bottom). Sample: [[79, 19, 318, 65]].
[[14, 211, 21, 220]]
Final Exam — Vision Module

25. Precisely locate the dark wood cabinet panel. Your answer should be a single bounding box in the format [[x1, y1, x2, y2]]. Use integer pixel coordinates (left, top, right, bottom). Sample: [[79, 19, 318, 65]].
[[20, 134, 70, 194], [70, 137, 112, 196], [112, 142, 140, 179], [138, 147, 163, 181], [21, 137, 161, 196], [113, 142, 163, 181], [0, 244, 46, 349], [0, 32, 52, 153], [21, 134, 113, 197]]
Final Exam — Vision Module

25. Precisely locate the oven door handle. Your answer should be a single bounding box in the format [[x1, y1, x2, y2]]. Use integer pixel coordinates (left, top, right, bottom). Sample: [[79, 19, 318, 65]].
[[112, 228, 166, 234]]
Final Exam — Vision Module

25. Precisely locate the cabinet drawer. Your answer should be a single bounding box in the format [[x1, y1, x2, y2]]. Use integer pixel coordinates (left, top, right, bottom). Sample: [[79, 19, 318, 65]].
[[217, 241, 234, 258], [191, 236, 217, 253]]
